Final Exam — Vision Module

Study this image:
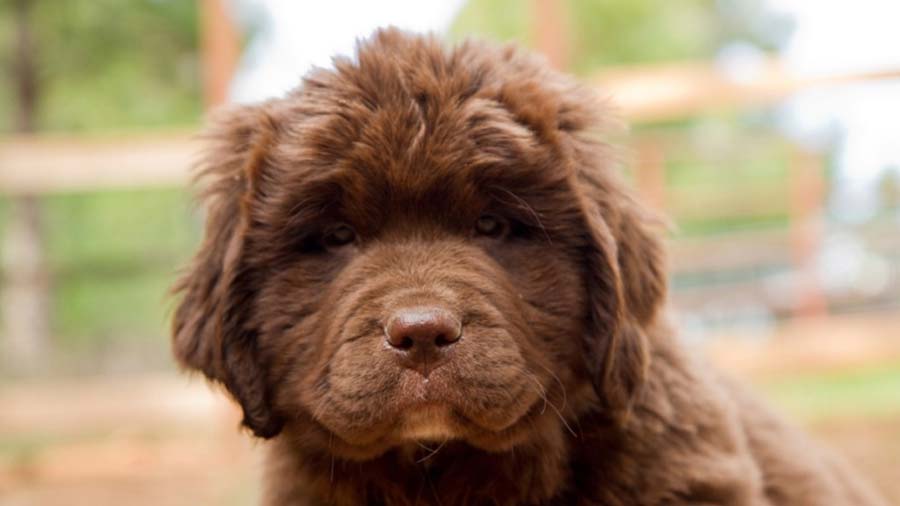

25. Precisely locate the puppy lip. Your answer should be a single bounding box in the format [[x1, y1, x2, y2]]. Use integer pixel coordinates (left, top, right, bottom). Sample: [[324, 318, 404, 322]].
[[396, 402, 459, 441]]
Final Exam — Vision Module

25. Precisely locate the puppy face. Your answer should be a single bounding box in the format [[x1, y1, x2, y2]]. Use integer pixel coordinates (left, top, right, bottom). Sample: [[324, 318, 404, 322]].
[[172, 30, 666, 460]]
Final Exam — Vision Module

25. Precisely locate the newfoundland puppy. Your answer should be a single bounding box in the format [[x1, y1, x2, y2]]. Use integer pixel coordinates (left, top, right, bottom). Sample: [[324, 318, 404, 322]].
[[172, 29, 887, 506]]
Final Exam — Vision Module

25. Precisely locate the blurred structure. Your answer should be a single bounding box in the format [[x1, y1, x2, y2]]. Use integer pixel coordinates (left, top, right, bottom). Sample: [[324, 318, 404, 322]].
[[3, 0, 898, 358], [200, 0, 240, 108], [226, 0, 466, 103], [3, 0, 49, 374], [1, 1, 899, 504]]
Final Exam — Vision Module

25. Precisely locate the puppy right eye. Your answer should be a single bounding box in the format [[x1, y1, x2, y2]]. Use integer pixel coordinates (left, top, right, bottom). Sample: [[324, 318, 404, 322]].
[[323, 224, 357, 248], [474, 214, 508, 239]]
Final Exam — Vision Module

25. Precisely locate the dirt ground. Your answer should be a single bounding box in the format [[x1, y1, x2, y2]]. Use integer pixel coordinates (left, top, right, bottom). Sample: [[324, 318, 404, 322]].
[[2, 313, 899, 506]]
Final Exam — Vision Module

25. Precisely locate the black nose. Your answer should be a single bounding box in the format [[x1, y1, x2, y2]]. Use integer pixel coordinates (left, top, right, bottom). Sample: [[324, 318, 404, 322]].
[[385, 307, 461, 350]]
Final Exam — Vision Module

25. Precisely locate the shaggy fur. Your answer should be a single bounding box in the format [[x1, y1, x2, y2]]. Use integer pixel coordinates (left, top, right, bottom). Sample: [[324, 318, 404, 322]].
[[172, 29, 887, 506]]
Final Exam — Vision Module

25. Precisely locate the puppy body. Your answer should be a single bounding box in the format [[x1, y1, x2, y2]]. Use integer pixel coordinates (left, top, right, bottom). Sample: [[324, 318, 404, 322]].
[[173, 30, 887, 506], [263, 324, 883, 506]]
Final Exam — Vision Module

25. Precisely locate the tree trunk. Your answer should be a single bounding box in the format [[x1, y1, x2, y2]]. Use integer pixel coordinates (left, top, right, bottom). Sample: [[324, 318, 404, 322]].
[[3, 0, 51, 374]]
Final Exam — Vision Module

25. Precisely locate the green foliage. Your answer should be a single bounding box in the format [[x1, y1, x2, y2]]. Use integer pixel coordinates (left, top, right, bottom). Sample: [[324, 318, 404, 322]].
[[450, 0, 532, 46], [0, 8, 14, 132], [568, 0, 719, 72], [451, 0, 722, 73], [40, 188, 199, 350], [42, 188, 196, 269], [0, 0, 201, 132], [640, 116, 794, 235], [762, 363, 900, 420]]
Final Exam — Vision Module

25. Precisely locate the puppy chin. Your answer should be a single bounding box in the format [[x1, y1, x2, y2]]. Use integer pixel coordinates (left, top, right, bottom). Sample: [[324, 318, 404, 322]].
[[397, 404, 459, 442]]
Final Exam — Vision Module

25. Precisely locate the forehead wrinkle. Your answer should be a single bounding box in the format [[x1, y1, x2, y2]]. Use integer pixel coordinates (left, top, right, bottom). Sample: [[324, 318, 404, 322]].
[[282, 58, 571, 230]]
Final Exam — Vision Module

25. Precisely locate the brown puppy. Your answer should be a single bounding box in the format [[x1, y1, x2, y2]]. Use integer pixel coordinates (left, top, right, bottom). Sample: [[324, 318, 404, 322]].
[[172, 29, 887, 506]]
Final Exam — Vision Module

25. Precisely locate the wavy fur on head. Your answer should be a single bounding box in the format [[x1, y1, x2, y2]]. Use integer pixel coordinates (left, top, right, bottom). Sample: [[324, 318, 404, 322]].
[[173, 28, 887, 506]]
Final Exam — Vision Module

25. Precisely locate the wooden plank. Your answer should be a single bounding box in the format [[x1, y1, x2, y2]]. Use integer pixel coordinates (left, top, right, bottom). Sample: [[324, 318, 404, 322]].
[[532, 0, 570, 70], [594, 60, 900, 122], [3, 0, 50, 373], [0, 133, 198, 194], [788, 147, 827, 316], [669, 228, 792, 273], [200, 0, 240, 108], [665, 183, 790, 221]]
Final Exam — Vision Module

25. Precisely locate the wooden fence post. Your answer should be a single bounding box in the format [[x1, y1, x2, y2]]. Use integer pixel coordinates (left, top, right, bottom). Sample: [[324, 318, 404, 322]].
[[200, 0, 240, 109], [634, 137, 667, 212], [2, 196, 50, 373], [532, 0, 570, 70], [789, 146, 827, 317], [3, 0, 50, 374]]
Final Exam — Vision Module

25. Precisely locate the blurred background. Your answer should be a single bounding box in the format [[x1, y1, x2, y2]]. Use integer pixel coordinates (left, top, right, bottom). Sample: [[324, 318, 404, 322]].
[[1, 0, 898, 504]]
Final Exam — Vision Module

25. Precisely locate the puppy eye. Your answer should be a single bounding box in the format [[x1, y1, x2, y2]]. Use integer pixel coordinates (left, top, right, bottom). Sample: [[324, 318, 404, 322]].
[[323, 224, 357, 248], [474, 214, 507, 238]]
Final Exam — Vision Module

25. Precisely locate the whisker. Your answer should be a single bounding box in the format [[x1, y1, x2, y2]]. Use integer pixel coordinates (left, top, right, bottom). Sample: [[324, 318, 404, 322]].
[[523, 371, 549, 415], [416, 439, 448, 464], [524, 370, 577, 438], [531, 359, 570, 412], [414, 440, 436, 452], [549, 398, 578, 439]]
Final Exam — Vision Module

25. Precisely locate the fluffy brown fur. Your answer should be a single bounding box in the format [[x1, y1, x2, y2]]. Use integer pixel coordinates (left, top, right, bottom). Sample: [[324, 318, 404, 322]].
[[172, 29, 887, 506]]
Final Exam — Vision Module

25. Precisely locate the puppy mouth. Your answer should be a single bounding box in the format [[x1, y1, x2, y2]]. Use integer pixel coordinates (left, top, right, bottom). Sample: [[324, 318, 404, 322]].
[[388, 371, 472, 442], [311, 326, 547, 455], [365, 370, 545, 444], [306, 370, 550, 461], [317, 391, 549, 461], [395, 403, 459, 441]]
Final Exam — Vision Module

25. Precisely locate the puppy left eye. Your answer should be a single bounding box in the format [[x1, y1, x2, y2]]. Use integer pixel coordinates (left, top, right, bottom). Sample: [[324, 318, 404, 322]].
[[323, 224, 357, 248], [474, 214, 507, 238]]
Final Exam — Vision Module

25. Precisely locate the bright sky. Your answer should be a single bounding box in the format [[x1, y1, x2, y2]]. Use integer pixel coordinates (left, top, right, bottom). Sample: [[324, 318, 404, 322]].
[[228, 0, 465, 103], [766, 0, 900, 222]]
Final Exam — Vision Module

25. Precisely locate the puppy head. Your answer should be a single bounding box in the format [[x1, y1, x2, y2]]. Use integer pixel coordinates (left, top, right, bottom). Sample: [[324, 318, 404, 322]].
[[172, 29, 666, 459]]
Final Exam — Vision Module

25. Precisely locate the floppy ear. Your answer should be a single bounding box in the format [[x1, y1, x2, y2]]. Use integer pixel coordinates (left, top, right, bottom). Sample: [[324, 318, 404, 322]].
[[572, 139, 667, 418], [171, 103, 285, 438]]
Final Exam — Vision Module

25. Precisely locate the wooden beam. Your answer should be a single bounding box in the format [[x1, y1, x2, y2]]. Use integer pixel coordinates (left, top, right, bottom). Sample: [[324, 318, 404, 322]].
[[788, 146, 827, 316], [594, 60, 900, 122], [0, 133, 198, 194], [200, 0, 240, 108], [3, 0, 49, 374], [532, 0, 570, 70]]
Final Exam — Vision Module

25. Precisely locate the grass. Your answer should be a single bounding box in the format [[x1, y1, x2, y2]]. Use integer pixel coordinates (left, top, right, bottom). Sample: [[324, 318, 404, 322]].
[[42, 188, 199, 348], [41, 188, 197, 270], [0, 188, 199, 370], [51, 269, 181, 350], [759, 363, 900, 420]]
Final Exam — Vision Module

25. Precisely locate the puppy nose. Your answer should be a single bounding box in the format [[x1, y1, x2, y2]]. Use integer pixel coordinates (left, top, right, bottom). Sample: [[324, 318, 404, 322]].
[[385, 307, 461, 351]]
